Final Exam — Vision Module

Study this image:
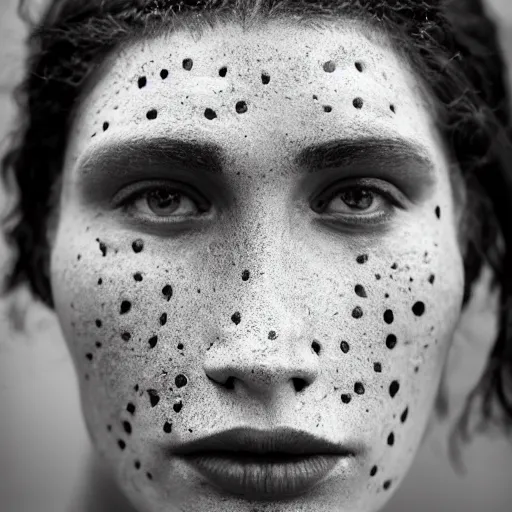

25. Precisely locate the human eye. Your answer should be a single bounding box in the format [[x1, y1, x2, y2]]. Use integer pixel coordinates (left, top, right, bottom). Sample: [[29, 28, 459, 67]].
[[116, 180, 210, 224], [311, 178, 404, 226]]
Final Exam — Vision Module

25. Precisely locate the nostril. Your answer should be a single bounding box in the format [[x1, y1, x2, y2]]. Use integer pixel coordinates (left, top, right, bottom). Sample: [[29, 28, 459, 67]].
[[292, 378, 308, 392], [207, 374, 236, 389]]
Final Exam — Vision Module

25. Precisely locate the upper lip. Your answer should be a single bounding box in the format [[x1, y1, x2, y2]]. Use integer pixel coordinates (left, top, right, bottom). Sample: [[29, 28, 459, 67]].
[[170, 426, 359, 456]]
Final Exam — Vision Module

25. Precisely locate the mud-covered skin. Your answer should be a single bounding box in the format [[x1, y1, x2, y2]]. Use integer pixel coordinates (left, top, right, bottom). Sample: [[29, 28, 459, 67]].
[[50, 19, 465, 512]]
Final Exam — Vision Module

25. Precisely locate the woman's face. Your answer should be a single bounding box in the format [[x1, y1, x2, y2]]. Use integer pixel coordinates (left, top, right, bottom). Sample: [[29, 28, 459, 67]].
[[50, 18, 465, 512]]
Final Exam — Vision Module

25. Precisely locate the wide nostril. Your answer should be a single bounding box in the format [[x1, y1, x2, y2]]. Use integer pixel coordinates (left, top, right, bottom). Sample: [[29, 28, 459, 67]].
[[292, 378, 308, 392]]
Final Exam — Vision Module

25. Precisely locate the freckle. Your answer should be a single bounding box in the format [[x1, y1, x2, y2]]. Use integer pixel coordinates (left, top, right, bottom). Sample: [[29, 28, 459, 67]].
[[400, 407, 409, 423], [383, 480, 392, 490], [95, 319, 102, 328], [98, 278, 103, 285], [389, 380, 400, 398], [134, 460, 141, 470], [391, 262, 398, 270], [148, 335, 158, 348], [86, 353, 93, 361], [268, 330, 277, 340], [261, 72, 270, 84], [127, 403, 135, 415], [204, 108, 217, 120], [173, 400, 183, 413], [218, 66, 227, 77], [103, 122, 109, 131], [352, 306, 363, 319], [132, 239, 144, 253], [390, 104, 396, 113], [340, 341, 350, 353], [177, 342, 184, 350], [412, 301, 425, 316], [414, 366, 419, 373], [163, 421, 173, 433], [353, 97, 364, 109], [356, 254, 368, 264], [138, 76, 147, 88], [313, 94, 318, 100], [118, 440, 126, 450], [386, 334, 397, 349], [134, 272, 143, 282], [383, 309, 394, 324], [355, 61, 364, 72], [160, 313, 167, 326], [121, 332, 131, 341], [182, 58, 193, 70], [354, 382, 365, 395], [146, 472, 153, 480], [375, 274, 381, 280], [323, 105, 332, 112], [311, 340, 320, 354], [435, 206, 441, 219], [175, 374, 188, 388], [370, 465, 378, 476], [341, 394, 352, 403], [160, 69, 168, 79], [236, 100, 248, 114], [77, 254, 81, 261], [387, 432, 395, 445], [162, 285, 173, 301], [242, 269, 250, 281], [323, 60, 335, 72], [231, 311, 241, 325], [147, 389, 160, 407], [384, 293, 389, 298], [146, 109, 158, 120], [122, 421, 132, 435], [428, 274, 435, 284], [373, 362, 382, 372], [107, 425, 112, 432], [95, 341, 102, 348], [354, 284, 367, 298]]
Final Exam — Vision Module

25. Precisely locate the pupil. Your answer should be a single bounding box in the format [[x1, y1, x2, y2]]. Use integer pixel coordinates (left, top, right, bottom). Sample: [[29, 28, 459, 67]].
[[148, 189, 180, 214], [340, 188, 373, 209]]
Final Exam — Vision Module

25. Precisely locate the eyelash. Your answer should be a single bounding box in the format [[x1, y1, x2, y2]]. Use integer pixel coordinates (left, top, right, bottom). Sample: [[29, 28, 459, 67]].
[[116, 179, 401, 226]]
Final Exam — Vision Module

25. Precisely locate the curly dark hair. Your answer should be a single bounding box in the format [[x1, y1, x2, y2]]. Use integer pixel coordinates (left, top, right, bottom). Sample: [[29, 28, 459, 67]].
[[1, 0, 512, 450]]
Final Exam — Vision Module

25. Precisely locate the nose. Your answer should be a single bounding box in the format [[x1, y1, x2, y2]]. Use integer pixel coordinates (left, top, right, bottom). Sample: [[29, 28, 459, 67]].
[[203, 303, 320, 401]]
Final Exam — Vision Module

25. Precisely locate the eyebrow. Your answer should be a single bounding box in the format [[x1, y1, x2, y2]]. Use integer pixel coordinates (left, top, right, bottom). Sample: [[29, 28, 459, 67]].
[[78, 135, 434, 177]]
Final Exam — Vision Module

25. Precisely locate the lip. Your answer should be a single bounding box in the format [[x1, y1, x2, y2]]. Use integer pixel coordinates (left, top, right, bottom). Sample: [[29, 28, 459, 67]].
[[169, 426, 361, 500]]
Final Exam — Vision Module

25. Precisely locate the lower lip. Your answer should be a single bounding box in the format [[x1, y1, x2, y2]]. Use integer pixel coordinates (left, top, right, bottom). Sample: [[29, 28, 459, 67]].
[[179, 451, 344, 500]]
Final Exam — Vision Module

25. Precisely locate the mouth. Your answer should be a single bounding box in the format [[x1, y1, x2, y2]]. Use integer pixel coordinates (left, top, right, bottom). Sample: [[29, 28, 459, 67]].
[[169, 426, 362, 501]]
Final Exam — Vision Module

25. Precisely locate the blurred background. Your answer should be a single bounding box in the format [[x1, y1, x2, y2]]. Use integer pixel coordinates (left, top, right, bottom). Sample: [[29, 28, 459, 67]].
[[1, 0, 512, 511]]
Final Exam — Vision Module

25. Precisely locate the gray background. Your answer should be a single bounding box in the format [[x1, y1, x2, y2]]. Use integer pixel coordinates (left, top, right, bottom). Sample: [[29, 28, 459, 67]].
[[1, 0, 512, 510]]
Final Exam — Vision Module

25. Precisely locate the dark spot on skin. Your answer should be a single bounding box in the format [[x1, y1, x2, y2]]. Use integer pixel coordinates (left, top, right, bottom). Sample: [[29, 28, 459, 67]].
[[352, 306, 363, 319], [370, 465, 378, 476], [147, 109, 158, 120], [163, 421, 173, 433], [435, 206, 441, 219], [311, 340, 320, 354], [355, 284, 367, 298], [323, 60, 335, 72], [97, 278, 103, 285], [412, 301, 425, 316], [387, 432, 395, 446], [173, 401, 183, 413], [391, 262, 398, 270], [95, 341, 102, 348], [341, 394, 351, 404], [77, 254, 81, 261], [182, 58, 193, 70], [177, 343, 184, 350], [383, 309, 394, 324], [118, 440, 126, 450], [355, 61, 364, 72], [134, 461, 141, 470], [95, 238, 107, 256], [132, 239, 144, 253], [103, 122, 109, 131], [148, 335, 158, 348], [160, 313, 167, 326], [107, 425, 112, 432], [123, 421, 132, 435], [389, 380, 400, 398], [242, 269, 250, 281], [162, 285, 173, 301], [268, 330, 277, 340], [340, 341, 350, 353], [175, 374, 188, 388], [313, 94, 318, 100], [383, 480, 392, 490], [86, 353, 93, 361], [386, 334, 397, 349], [204, 108, 217, 120], [428, 274, 435, 284], [384, 293, 389, 298], [261, 72, 270, 84], [147, 389, 160, 407], [121, 332, 131, 341], [390, 104, 396, 113], [400, 407, 409, 423], [414, 365, 420, 373], [354, 382, 365, 395], [126, 403, 135, 415], [134, 273, 143, 282], [375, 274, 381, 280], [236, 101, 248, 114], [95, 319, 102, 328], [146, 472, 153, 480], [160, 69, 168, 79], [134, 384, 139, 392], [219, 66, 227, 77], [356, 254, 368, 264], [231, 311, 241, 325], [373, 362, 382, 372], [138, 76, 147, 88], [353, 97, 364, 109], [323, 105, 332, 112]]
